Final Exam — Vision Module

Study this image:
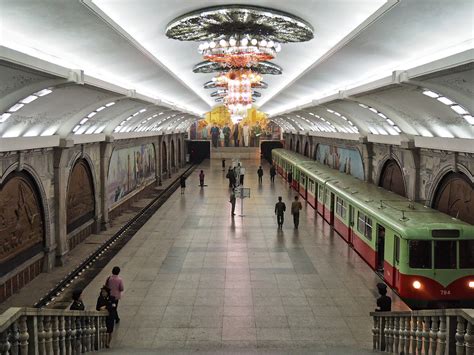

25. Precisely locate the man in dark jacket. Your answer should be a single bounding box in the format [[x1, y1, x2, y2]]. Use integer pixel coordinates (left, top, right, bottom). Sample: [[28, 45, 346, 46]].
[[270, 165, 276, 183], [257, 166, 264, 184], [275, 196, 286, 229], [291, 195, 302, 229], [229, 190, 236, 216]]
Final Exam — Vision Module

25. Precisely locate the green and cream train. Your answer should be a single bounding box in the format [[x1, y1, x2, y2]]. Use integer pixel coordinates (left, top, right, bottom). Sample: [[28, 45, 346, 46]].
[[272, 148, 474, 308]]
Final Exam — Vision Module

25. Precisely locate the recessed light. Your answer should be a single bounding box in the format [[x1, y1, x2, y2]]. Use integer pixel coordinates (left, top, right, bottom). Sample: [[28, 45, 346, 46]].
[[8, 103, 24, 112], [377, 113, 387, 119], [451, 105, 468, 115], [369, 107, 378, 113], [96, 106, 106, 112], [106, 102, 115, 107], [437, 97, 454, 105], [35, 88, 53, 97], [0, 113, 12, 122], [422, 90, 439, 98], [87, 112, 97, 118], [80, 118, 89, 125], [21, 95, 39, 104], [386, 119, 395, 126], [464, 115, 474, 125]]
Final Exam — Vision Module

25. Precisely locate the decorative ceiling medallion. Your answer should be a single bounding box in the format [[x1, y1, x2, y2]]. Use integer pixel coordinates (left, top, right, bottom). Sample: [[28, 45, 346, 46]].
[[193, 61, 283, 75], [165, 5, 314, 43]]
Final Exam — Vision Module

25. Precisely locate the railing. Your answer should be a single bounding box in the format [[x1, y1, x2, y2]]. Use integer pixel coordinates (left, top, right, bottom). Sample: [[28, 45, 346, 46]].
[[0, 308, 108, 354], [370, 309, 474, 354]]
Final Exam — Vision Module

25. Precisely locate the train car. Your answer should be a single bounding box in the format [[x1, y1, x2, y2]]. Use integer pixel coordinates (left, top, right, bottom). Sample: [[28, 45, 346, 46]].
[[272, 149, 474, 308], [272, 149, 311, 192]]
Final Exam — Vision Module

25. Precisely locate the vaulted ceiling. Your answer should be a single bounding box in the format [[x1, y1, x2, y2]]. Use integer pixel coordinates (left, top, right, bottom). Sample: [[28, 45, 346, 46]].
[[0, 0, 473, 150]]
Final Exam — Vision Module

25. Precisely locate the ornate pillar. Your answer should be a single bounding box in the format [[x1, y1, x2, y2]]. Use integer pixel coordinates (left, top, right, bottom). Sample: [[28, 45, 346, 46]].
[[53, 140, 73, 266], [99, 138, 114, 230], [359, 137, 373, 183], [400, 139, 420, 201]]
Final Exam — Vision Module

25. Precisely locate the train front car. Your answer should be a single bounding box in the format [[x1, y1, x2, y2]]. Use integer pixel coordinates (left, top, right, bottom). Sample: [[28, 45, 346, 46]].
[[396, 219, 474, 309]]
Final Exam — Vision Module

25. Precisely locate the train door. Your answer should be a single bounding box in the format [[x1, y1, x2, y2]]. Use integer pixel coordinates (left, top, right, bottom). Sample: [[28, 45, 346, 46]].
[[329, 192, 335, 225], [348, 205, 354, 246], [393, 235, 400, 290], [376, 224, 386, 273]]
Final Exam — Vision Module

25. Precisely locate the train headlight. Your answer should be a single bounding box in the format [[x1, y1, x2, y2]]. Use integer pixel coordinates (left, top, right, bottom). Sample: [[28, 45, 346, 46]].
[[413, 280, 422, 289], [469, 281, 474, 289]]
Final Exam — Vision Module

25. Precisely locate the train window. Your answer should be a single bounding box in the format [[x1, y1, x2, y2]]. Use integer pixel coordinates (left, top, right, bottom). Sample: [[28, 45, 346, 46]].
[[335, 197, 346, 218], [318, 186, 323, 200], [459, 240, 474, 268], [394, 236, 400, 263], [432, 230, 459, 238], [357, 211, 372, 240], [409, 240, 432, 269], [434, 241, 457, 269]]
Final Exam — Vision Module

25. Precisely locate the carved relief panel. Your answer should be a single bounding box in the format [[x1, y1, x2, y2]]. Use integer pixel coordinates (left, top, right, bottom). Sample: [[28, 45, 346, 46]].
[[66, 160, 95, 233], [433, 172, 474, 225], [0, 173, 44, 273]]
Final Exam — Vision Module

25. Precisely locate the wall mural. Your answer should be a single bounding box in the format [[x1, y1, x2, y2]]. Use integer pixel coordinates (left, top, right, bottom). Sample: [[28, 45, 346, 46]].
[[107, 144, 156, 208], [67, 160, 95, 233], [0, 173, 44, 274], [315, 144, 364, 180]]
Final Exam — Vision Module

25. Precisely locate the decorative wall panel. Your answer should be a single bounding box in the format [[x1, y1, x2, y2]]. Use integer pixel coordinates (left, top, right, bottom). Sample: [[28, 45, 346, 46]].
[[0, 173, 44, 275], [66, 159, 95, 233], [315, 144, 364, 180], [433, 172, 474, 225], [108, 144, 156, 208], [379, 159, 407, 197]]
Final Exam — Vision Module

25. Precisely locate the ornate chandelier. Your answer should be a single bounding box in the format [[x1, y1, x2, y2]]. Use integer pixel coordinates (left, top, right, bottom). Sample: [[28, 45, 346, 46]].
[[166, 5, 314, 122]]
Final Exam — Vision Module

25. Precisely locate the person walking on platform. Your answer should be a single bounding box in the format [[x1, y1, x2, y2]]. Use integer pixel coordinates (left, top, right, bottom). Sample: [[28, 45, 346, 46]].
[[199, 170, 205, 187], [257, 166, 264, 184], [96, 286, 117, 348], [180, 175, 186, 194], [287, 170, 293, 187], [229, 190, 236, 216], [69, 289, 85, 310], [275, 196, 286, 229], [227, 167, 236, 188], [106, 266, 124, 323], [240, 166, 246, 185], [270, 164, 276, 183], [291, 195, 302, 229]]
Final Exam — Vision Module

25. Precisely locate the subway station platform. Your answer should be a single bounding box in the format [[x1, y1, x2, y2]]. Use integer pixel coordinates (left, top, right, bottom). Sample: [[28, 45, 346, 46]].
[[82, 158, 409, 353]]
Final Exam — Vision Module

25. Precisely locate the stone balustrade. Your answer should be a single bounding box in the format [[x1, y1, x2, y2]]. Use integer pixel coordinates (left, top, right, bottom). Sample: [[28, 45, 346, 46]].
[[0, 307, 108, 354], [371, 308, 473, 354]]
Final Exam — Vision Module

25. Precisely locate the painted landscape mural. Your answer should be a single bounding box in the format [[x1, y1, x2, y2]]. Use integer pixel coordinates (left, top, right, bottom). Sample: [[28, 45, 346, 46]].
[[107, 144, 156, 208], [315, 144, 364, 180]]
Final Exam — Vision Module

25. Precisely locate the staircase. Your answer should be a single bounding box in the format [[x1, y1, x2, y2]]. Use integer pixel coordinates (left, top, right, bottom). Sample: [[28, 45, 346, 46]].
[[370, 308, 473, 354]]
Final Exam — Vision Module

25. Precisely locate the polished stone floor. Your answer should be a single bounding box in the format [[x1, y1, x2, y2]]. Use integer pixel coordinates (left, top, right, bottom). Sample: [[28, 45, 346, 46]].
[[83, 157, 408, 353]]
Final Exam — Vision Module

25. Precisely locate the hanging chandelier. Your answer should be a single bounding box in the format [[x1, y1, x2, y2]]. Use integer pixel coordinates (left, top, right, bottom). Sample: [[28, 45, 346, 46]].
[[165, 5, 314, 121]]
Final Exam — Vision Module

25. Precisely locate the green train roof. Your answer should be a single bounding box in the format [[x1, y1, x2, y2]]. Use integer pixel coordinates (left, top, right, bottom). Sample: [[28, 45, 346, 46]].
[[272, 149, 474, 239]]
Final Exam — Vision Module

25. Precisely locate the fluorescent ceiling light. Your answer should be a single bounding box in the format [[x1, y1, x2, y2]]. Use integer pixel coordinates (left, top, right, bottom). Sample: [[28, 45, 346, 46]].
[[0, 113, 12, 122], [451, 105, 468, 115], [87, 112, 97, 118], [72, 125, 80, 132], [139, 108, 147, 113], [35, 88, 53, 97], [96, 106, 106, 112], [422, 90, 439, 98], [394, 126, 402, 133], [106, 102, 115, 107], [386, 119, 395, 126], [437, 97, 454, 105], [464, 115, 474, 125], [377, 113, 387, 119], [327, 109, 334, 113], [369, 107, 378, 113], [8, 103, 24, 112], [86, 126, 96, 134], [21, 95, 39, 104], [369, 127, 378, 135], [359, 104, 368, 109], [80, 118, 89, 124]]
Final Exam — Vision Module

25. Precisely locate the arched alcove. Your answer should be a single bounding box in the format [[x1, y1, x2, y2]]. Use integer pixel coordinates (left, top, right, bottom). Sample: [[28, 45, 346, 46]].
[[432, 172, 474, 224], [304, 142, 309, 157], [0, 171, 45, 299], [66, 159, 95, 247], [162, 141, 168, 173], [379, 159, 407, 197]]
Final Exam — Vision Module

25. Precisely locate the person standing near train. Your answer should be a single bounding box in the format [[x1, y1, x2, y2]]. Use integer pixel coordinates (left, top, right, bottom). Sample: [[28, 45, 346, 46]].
[[291, 195, 302, 229]]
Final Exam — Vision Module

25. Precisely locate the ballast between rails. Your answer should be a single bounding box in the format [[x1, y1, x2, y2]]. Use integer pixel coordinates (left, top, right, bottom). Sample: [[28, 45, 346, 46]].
[[34, 165, 197, 309]]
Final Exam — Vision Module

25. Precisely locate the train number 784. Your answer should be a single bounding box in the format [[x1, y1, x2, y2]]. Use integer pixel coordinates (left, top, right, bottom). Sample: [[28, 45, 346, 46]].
[[440, 290, 451, 296]]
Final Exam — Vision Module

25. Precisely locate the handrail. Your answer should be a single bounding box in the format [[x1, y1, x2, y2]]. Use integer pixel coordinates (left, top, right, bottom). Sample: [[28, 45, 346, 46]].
[[0, 307, 108, 354], [370, 308, 474, 354], [35, 164, 196, 308]]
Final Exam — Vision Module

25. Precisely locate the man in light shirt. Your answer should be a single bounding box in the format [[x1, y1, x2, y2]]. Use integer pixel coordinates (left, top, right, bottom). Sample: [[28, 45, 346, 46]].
[[106, 266, 124, 323]]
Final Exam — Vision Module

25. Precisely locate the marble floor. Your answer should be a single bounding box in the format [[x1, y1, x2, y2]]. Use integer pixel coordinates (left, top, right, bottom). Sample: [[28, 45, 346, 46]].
[[82, 157, 408, 353]]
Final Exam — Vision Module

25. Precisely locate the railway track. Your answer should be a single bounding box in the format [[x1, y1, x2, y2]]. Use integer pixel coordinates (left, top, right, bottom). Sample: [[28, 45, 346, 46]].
[[34, 164, 197, 309]]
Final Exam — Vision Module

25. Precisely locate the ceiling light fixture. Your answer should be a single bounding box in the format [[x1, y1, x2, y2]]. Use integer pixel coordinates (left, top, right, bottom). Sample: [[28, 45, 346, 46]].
[[421, 88, 473, 126], [0, 87, 53, 124]]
